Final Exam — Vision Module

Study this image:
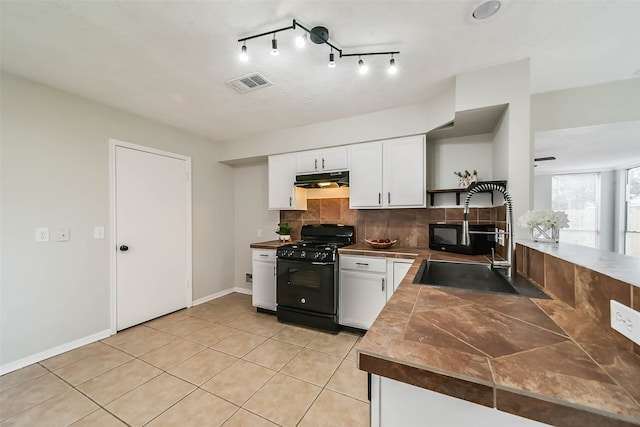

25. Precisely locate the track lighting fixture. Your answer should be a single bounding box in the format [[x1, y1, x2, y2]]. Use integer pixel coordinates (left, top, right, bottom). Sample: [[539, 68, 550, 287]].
[[237, 19, 400, 75], [239, 43, 248, 62], [328, 50, 336, 68], [388, 56, 397, 74], [358, 58, 368, 75]]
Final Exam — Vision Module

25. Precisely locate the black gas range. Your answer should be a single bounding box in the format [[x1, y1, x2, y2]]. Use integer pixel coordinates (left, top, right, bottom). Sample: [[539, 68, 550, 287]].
[[276, 224, 355, 333]]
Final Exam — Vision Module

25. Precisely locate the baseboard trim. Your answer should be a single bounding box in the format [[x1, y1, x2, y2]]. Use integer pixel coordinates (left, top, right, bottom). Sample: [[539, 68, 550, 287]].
[[0, 329, 112, 375], [191, 287, 251, 306], [233, 287, 252, 295]]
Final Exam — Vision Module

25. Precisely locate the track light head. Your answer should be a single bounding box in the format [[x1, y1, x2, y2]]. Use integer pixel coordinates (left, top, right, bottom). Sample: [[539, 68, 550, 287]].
[[388, 57, 397, 74], [239, 44, 248, 62], [295, 32, 307, 48], [271, 35, 279, 56], [358, 58, 368, 75], [328, 52, 336, 68]]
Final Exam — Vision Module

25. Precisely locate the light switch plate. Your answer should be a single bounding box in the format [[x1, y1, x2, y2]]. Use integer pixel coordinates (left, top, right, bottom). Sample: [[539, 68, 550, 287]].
[[610, 300, 640, 345], [57, 228, 70, 242], [94, 226, 105, 239]]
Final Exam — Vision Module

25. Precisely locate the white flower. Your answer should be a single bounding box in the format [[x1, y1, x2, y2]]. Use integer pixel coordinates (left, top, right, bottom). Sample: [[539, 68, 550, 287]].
[[518, 210, 569, 229]]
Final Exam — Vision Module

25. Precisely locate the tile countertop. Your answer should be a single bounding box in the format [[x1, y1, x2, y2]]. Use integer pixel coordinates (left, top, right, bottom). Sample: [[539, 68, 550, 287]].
[[346, 245, 640, 427], [249, 240, 294, 249]]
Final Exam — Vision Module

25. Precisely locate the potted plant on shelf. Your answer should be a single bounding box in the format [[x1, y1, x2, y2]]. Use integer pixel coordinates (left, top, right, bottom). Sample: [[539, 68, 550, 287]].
[[454, 170, 478, 188], [275, 223, 292, 242]]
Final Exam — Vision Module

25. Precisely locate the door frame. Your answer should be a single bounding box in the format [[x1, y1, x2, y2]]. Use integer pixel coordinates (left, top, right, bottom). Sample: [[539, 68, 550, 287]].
[[109, 139, 193, 334]]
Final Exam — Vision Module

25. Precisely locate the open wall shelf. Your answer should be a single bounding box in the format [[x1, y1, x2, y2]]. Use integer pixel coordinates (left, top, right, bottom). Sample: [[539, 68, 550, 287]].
[[427, 180, 507, 206]]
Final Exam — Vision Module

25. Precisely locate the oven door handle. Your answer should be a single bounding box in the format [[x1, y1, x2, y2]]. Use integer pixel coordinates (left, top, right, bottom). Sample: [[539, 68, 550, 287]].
[[311, 262, 334, 265]]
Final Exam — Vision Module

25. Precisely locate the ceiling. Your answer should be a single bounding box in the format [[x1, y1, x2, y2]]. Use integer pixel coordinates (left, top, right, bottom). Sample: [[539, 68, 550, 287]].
[[534, 120, 640, 174], [1, 1, 639, 143]]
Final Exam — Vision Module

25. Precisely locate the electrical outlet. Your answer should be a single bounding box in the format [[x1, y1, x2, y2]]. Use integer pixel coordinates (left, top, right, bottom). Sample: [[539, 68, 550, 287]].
[[496, 228, 505, 246], [246, 273, 253, 283], [35, 227, 49, 242], [610, 300, 640, 345], [257, 229, 262, 238]]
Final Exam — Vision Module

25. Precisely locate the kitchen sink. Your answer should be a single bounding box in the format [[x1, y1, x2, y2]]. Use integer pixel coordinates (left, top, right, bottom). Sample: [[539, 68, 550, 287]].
[[413, 260, 550, 299]]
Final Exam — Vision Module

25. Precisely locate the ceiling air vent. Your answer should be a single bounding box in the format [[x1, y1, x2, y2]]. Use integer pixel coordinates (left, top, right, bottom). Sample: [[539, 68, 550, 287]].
[[226, 72, 272, 94]]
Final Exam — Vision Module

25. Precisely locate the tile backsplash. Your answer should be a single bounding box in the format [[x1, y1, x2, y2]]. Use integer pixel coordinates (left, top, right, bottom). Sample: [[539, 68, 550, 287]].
[[281, 198, 506, 252]]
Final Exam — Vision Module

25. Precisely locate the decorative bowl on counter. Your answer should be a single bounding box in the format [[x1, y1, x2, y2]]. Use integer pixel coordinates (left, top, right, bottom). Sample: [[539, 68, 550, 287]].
[[364, 239, 398, 249]]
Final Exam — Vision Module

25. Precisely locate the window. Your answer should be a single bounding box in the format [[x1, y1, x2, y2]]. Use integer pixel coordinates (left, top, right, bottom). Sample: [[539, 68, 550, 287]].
[[625, 166, 640, 257], [551, 173, 599, 248]]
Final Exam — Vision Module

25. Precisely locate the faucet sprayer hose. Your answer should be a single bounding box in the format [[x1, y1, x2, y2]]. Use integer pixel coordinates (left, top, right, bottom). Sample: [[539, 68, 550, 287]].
[[463, 183, 513, 224]]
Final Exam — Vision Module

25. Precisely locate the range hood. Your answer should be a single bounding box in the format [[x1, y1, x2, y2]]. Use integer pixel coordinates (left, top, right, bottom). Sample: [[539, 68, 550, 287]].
[[294, 171, 349, 188]]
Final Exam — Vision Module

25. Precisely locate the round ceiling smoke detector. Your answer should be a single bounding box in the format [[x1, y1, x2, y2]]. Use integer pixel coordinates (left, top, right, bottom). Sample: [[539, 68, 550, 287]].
[[472, 1, 501, 20]]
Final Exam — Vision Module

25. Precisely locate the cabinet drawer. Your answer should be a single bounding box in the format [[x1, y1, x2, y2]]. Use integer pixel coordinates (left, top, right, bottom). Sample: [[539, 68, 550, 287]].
[[253, 249, 275, 262], [340, 255, 387, 273]]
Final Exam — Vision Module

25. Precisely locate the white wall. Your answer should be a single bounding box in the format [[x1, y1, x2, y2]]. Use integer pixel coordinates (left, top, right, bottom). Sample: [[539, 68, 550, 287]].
[[233, 161, 280, 290], [218, 84, 456, 162], [455, 59, 532, 237], [0, 72, 234, 370], [427, 133, 494, 189]]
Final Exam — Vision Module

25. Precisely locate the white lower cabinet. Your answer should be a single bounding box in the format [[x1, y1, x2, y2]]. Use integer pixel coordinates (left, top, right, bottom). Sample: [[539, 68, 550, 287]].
[[252, 249, 276, 311], [339, 256, 413, 330], [371, 375, 550, 427]]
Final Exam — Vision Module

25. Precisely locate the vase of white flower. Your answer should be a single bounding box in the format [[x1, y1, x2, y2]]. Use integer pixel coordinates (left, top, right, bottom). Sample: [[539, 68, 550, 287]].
[[517, 210, 569, 243]]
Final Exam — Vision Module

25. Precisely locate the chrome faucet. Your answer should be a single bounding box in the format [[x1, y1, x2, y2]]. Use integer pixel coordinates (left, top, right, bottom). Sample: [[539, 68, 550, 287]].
[[461, 183, 514, 277]]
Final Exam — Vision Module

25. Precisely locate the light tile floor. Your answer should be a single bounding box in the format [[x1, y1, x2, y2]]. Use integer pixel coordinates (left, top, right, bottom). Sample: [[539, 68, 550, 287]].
[[0, 293, 369, 427]]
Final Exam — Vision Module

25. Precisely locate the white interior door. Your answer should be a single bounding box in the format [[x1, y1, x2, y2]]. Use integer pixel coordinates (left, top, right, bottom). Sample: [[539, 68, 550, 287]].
[[114, 144, 191, 330]]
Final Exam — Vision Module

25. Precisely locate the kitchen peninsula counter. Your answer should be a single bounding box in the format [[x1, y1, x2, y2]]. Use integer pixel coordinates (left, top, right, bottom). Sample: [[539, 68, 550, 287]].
[[346, 244, 640, 426]]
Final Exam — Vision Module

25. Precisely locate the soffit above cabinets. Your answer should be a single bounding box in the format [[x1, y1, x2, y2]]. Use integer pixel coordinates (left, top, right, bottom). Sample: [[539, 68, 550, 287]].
[[426, 104, 508, 140]]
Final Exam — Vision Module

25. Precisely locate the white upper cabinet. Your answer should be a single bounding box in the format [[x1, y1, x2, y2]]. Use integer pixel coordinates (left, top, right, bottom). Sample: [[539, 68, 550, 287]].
[[349, 135, 426, 209], [268, 154, 307, 210], [349, 142, 384, 207], [296, 147, 349, 174]]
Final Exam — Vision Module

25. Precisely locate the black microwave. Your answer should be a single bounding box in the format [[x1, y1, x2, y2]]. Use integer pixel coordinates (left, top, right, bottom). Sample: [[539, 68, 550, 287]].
[[429, 223, 496, 255]]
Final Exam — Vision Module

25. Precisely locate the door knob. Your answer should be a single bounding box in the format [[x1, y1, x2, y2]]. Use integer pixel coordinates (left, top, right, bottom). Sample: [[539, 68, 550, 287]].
[[119, 245, 129, 252]]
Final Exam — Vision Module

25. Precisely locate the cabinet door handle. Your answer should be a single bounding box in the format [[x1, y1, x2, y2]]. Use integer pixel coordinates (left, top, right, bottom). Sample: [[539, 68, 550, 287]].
[[315, 159, 318, 170], [273, 266, 276, 276], [289, 196, 292, 207], [378, 193, 381, 205], [259, 254, 268, 257], [388, 192, 391, 204], [382, 278, 385, 292], [322, 158, 325, 169], [355, 262, 369, 266]]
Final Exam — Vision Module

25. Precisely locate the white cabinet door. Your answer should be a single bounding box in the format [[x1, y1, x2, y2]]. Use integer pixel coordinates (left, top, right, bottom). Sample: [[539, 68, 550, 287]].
[[349, 142, 384, 208], [391, 261, 412, 294], [296, 150, 320, 174], [268, 154, 307, 210], [252, 250, 276, 311], [374, 376, 549, 427], [384, 135, 426, 207], [320, 146, 349, 172], [339, 270, 387, 329], [296, 147, 348, 174]]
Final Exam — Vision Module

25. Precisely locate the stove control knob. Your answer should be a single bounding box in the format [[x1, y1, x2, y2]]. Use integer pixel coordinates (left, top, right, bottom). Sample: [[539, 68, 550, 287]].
[[322, 252, 329, 260], [314, 252, 321, 259], [301, 298, 306, 304], [288, 250, 294, 257], [301, 251, 306, 258]]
